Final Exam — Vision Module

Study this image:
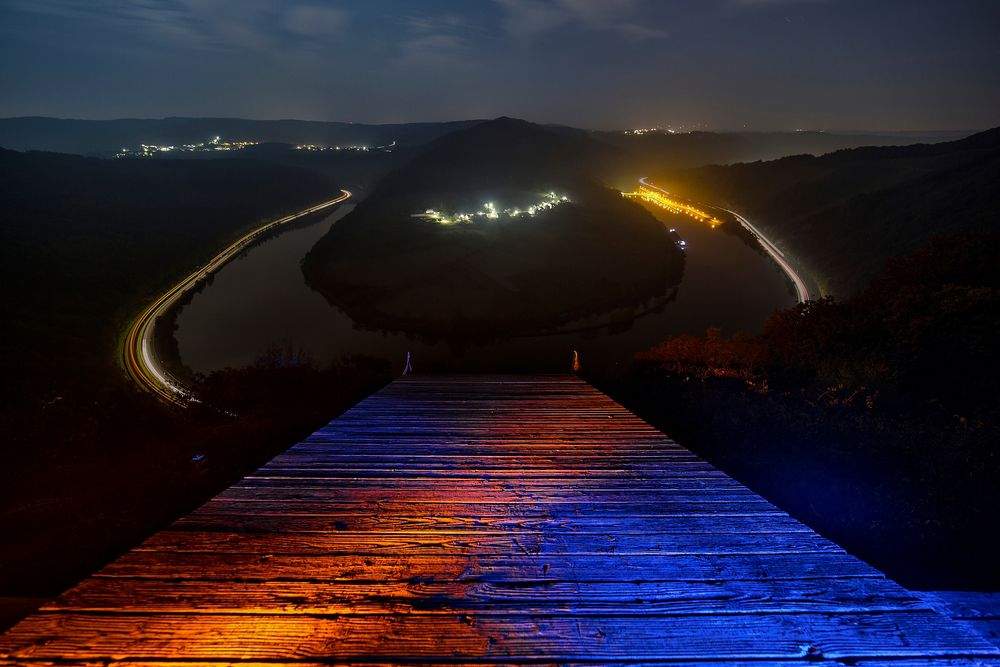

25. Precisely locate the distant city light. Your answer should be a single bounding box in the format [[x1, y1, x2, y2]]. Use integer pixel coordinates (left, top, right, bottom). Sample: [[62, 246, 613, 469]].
[[115, 137, 397, 158], [294, 140, 395, 153], [411, 192, 569, 225], [623, 123, 705, 136], [115, 137, 259, 158]]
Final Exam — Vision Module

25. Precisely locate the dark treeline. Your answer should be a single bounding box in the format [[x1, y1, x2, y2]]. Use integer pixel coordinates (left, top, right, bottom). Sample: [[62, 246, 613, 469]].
[[603, 232, 1000, 588], [597, 129, 958, 175], [2, 148, 338, 400], [650, 128, 1000, 297], [0, 149, 393, 601]]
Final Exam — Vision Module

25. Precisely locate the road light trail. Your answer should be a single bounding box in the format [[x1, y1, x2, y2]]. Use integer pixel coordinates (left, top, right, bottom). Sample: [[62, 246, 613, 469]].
[[122, 190, 352, 406], [638, 177, 810, 303]]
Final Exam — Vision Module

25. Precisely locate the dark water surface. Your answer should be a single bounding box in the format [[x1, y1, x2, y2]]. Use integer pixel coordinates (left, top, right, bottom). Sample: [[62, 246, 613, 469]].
[[174, 203, 796, 378]]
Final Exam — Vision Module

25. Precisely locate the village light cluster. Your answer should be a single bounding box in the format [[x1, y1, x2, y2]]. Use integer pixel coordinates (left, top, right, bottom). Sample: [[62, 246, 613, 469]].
[[412, 192, 570, 225], [624, 127, 675, 136], [115, 136, 259, 158], [623, 186, 723, 228], [294, 140, 396, 153], [623, 123, 706, 136]]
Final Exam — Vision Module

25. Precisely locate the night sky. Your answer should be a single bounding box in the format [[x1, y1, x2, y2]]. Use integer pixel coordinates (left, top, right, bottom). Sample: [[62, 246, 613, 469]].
[[1, 0, 998, 130]]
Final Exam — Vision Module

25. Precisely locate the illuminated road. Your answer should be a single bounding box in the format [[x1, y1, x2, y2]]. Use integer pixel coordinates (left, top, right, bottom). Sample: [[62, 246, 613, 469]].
[[122, 190, 352, 406], [639, 177, 810, 303]]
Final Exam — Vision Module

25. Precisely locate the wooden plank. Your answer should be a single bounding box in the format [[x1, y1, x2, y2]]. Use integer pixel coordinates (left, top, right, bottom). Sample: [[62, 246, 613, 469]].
[[2, 612, 995, 661], [134, 530, 842, 555], [172, 513, 810, 534], [0, 661, 856, 667], [95, 551, 887, 582], [0, 658, 868, 667], [244, 469, 729, 480], [51, 577, 923, 615], [921, 591, 1000, 619], [212, 487, 767, 503], [286, 445, 694, 456], [233, 476, 743, 488], [4, 663, 994, 667], [256, 462, 718, 473], [264, 454, 705, 465], [0, 661, 852, 667], [193, 499, 787, 517]]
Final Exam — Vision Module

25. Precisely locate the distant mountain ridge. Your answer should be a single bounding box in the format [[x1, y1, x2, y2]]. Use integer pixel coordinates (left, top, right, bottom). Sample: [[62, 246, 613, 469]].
[[363, 116, 620, 206], [0, 115, 968, 168], [596, 129, 972, 176], [0, 116, 483, 155]]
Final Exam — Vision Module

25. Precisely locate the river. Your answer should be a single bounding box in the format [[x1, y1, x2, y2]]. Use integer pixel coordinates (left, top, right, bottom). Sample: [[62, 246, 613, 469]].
[[174, 203, 796, 379]]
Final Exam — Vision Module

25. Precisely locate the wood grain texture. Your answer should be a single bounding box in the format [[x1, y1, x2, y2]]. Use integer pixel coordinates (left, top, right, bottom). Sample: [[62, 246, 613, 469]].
[[1, 374, 994, 663], [2, 612, 996, 661], [12, 662, 1000, 667], [94, 551, 887, 582]]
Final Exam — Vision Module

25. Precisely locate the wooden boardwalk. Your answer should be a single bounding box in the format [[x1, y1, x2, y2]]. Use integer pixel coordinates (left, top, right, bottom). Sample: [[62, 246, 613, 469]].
[[2, 375, 997, 665]]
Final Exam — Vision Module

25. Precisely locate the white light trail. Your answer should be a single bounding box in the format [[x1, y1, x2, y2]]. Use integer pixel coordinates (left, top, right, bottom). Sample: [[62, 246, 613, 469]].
[[638, 177, 810, 303]]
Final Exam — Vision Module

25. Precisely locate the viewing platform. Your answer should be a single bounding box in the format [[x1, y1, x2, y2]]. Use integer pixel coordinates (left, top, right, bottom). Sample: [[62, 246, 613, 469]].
[[1, 375, 997, 664]]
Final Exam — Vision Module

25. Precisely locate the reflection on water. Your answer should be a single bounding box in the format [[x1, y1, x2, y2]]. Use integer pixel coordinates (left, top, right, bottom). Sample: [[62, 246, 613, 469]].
[[175, 203, 796, 379]]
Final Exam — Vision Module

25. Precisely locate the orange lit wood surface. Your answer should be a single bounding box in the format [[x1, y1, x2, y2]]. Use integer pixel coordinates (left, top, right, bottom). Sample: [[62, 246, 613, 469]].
[[1, 375, 996, 664]]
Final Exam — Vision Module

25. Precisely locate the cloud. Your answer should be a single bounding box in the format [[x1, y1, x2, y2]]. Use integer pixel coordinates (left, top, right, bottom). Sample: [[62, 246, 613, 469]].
[[558, 0, 640, 23], [405, 13, 469, 35], [493, 0, 665, 41], [401, 33, 464, 58], [724, 0, 828, 8], [616, 23, 668, 40], [282, 5, 349, 39], [5, 0, 349, 53], [391, 13, 476, 69], [493, 0, 565, 36], [5, 0, 204, 46]]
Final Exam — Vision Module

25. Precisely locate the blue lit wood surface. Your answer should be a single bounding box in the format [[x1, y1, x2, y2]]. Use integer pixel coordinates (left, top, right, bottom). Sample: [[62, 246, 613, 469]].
[[1, 375, 996, 664]]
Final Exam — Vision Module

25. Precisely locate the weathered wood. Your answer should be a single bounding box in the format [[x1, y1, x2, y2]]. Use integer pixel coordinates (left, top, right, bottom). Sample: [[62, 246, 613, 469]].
[[252, 466, 726, 478], [921, 591, 1000, 619], [134, 529, 842, 555], [214, 487, 766, 503], [3, 660, 976, 667], [193, 499, 787, 516], [2, 612, 996, 661], [52, 577, 923, 615], [95, 551, 886, 582], [173, 513, 810, 534], [1, 374, 993, 663], [232, 476, 745, 488], [0, 661, 868, 667], [0, 661, 878, 667]]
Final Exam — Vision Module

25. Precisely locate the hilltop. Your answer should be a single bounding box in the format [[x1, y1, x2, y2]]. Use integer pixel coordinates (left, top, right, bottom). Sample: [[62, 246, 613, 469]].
[[303, 118, 682, 337]]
